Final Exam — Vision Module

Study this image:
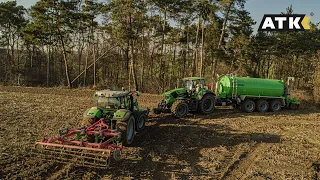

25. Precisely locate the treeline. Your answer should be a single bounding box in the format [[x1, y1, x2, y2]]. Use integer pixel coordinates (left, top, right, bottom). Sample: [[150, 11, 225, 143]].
[[0, 1, 319, 94]]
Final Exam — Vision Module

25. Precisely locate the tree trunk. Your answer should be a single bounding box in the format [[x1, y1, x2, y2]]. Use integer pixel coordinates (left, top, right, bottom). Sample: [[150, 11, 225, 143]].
[[141, 29, 145, 92], [31, 45, 35, 68], [78, 47, 83, 87], [93, 44, 96, 86], [57, 27, 71, 88], [84, 47, 89, 86], [160, 7, 167, 92], [200, 19, 205, 77], [212, 1, 233, 78], [47, 46, 50, 86], [130, 40, 138, 91], [192, 15, 201, 77]]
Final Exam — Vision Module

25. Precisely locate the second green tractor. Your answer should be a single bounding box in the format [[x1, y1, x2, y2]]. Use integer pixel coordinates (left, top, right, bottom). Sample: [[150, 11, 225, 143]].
[[154, 75, 300, 117], [153, 77, 216, 117]]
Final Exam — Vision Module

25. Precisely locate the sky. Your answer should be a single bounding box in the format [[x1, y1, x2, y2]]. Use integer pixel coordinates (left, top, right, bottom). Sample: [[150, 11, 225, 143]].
[[0, 0, 319, 32]]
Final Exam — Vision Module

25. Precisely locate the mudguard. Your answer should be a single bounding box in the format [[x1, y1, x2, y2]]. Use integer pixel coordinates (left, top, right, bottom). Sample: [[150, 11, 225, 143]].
[[132, 108, 149, 120], [113, 109, 132, 121], [86, 107, 103, 119], [198, 91, 215, 100]]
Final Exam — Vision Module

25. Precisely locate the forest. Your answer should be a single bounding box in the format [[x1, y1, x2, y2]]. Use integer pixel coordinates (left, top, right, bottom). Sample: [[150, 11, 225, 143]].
[[0, 0, 320, 95]]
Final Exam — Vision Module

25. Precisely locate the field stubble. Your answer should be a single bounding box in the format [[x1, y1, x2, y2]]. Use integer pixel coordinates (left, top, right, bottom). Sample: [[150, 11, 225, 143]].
[[0, 86, 319, 179]]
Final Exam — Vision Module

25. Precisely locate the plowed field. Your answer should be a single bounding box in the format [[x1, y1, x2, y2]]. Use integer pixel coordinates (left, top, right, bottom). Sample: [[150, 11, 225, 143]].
[[0, 86, 319, 179]]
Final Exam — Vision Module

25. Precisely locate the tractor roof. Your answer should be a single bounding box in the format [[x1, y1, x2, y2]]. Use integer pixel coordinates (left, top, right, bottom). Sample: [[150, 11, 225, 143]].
[[182, 77, 205, 81], [95, 90, 129, 97]]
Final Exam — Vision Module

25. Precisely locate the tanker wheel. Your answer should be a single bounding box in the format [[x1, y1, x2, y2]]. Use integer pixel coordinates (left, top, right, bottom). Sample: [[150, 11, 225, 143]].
[[269, 100, 281, 112], [241, 99, 255, 113], [117, 115, 135, 146], [199, 94, 215, 115], [289, 103, 299, 110], [256, 99, 269, 112], [172, 100, 189, 118], [135, 113, 146, 132]]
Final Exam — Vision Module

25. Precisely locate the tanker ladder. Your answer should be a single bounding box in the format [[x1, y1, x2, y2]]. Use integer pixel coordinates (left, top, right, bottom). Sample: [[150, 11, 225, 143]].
[[231, 74, 238, 100]]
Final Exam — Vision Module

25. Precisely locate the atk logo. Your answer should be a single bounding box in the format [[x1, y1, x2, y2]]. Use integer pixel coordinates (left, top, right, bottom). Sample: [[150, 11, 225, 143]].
[[258, 14, 310, 31]]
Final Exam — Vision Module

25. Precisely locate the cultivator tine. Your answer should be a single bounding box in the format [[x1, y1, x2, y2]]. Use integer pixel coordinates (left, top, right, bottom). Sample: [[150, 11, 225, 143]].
[[33, 119, 123, 169], [31, 145, 112, 168]]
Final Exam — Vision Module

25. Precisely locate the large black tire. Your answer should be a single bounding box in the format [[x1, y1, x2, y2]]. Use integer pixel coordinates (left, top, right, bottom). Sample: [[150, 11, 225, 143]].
[[172, 100, 189, 118], [256, 99, 269, 112], [269, 100, 282, 112], [241, 99, 255, 113], [153, 108, 162, 114], [198, 94, 215, 114], [135, 113, 146, 132], [117, 115, 135, 146]]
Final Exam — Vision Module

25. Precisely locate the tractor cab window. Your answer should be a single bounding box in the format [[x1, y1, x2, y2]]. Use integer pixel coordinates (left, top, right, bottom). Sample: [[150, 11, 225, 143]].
[[118, 96, 133, 110], [126, 95, 134, 111], [192, 79, 205, 87], [200, 79, 205, 86], [181, 80, 193, 90], [96, 96, 121, 109]]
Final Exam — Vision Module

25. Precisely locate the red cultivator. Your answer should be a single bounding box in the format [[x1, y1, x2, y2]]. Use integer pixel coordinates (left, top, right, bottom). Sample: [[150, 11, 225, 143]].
[[34, 119, 123, 168]]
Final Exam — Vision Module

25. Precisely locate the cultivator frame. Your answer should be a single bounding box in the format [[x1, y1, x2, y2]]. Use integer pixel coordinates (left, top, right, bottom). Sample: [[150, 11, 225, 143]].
[[34, 119, 123, 168]]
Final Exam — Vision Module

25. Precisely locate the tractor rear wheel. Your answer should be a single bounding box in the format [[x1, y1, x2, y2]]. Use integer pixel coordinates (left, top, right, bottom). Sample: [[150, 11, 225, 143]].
[[198, 94, 215, 114], [256, 99, 269, 112], [136, 113, 146, 132], [172, 100, 189, 118], [269, 100, 281, 112], [117, 115, 135, 146], [241, 99, 255, 113]]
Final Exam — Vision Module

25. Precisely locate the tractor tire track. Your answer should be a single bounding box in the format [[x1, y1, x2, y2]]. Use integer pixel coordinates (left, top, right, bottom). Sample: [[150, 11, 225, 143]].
[[207, 143, 250, 179], [221, 143, 269, 180], [235, 143, 268, 180], [219, 142, 260, 180], [1, 157, 43, 179], [47, 163, 73, 180], [10, 160, 57, 179]]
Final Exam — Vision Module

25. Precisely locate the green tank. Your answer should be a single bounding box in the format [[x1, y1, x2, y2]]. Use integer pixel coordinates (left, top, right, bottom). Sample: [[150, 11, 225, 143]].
[[218, 75, 285, 98]]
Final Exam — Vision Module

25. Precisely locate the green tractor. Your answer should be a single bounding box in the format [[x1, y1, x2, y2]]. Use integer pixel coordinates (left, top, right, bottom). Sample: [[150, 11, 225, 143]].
[[153, 77, 215, 117], [82, 89, 149, 145]]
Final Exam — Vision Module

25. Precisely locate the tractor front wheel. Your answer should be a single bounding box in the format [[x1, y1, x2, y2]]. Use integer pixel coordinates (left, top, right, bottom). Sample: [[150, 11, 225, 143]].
[[172, 100, 189, 118], [198, 94, 215, 114], [117, 115, 135, 146]]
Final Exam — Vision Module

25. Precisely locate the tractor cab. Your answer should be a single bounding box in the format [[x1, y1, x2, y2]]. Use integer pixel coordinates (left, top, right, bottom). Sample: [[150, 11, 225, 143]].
[[179, 77, 206, 95], [93, 90, 134, 111], [154, 77, 215, 117]]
